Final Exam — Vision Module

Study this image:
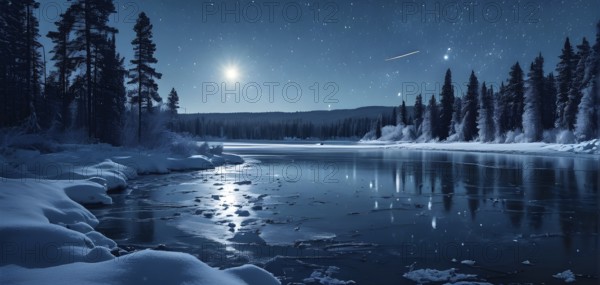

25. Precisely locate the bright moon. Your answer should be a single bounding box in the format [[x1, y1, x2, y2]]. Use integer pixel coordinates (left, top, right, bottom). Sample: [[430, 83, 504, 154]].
[[224, 66, 239, 81], [443, 54, 449, 61]]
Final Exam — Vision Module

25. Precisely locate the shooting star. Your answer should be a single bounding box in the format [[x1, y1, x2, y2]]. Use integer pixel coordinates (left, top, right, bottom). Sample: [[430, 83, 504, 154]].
[[385, 50, 420, 61]]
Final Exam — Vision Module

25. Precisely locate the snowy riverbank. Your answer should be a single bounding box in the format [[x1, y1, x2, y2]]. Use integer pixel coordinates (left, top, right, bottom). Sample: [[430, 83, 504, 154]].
[[0, 142, 280, 285], [378, 138, 600, 156]]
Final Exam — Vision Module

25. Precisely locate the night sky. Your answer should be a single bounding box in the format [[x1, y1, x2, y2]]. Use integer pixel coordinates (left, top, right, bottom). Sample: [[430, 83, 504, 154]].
[[37, 0, 599, 113]]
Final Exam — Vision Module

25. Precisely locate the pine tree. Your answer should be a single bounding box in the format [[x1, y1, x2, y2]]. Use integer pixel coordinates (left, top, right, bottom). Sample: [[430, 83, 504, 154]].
[[0, 0, 42, 128], [47, 6, 78, 129], [555, 37, 576, 129], [575, 21, 600, 140], [95, 34, 126, 145], [424, 95, 439, 140], [565, 38, 591, 130], [450, 97, 462, 139], [69, 0, 117, 138], [399, 100, 408, 126], [391, 106, 397, 126], [507, 62, 525, 130], [413, 94, 424, 130], [461, 71, 479, 141], [375, 116, 382, 139], [439, 68, 454, 140], [129, 12, 162, 143], [478, 82, 494, 142], [542, 73, 557, 130], [523, 54, 545, 141], [494, 82, 510, 140], [167, 88, 180, 114]]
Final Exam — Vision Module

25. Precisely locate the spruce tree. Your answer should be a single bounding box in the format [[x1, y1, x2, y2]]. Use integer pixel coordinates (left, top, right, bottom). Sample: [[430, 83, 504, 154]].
[[461, 71, 479, 141], [478, 82, 494, 142], [167, 88, 180, 114], [555, 37, 576, 129], [413, 94, 424, 130], [523, 54, 545, 141], [542, 73, 557, 130], [427, 95, 439, 140], [96, 35, 126, 145], [575, 21, 600, 140], [0, 0, 42, 128], [494, 82, 510, 139], [507, 62, 525, 130], [70, 0, 117, 138], [399, 100, 408, 126], [129, 12, 162, 143], [47, 6, 78, 129], [450, 97, 462, 138], [439, 68, 454, 140], [565, 38, 590, 130]]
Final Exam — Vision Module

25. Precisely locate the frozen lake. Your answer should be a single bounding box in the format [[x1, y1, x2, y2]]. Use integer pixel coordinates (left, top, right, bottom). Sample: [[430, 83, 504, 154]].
[[92, 143, 599, 284]]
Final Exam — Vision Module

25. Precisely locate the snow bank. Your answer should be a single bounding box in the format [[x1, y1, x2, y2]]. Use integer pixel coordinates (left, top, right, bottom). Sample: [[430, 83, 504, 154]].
[[1, 142, 244, 189], [0, 136, 274, 285], [1, 250, 280, 285], [0, 178, 280, 285], [383, 139, 600, 156]]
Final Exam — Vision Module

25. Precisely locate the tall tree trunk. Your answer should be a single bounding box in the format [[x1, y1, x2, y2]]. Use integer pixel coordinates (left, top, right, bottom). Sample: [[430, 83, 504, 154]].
[[84, 0, 93, 138], [137, 39, 142, 143]]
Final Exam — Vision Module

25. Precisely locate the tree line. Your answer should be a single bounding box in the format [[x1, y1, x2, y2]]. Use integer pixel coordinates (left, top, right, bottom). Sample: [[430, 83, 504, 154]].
[[172, 116, 376, 140], [0, 0, 179, 145], [373, 21, 600, 143]]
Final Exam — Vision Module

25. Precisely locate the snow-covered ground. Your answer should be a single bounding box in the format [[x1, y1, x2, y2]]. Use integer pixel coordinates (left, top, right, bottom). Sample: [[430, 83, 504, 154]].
[[379, 139, 600, 156], [0, 142, 280, 285], [223, 138, 600, 156]]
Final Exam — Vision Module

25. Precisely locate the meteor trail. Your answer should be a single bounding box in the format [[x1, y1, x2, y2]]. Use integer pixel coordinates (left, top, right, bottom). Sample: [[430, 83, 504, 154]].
[[385, 50, 420, 61]]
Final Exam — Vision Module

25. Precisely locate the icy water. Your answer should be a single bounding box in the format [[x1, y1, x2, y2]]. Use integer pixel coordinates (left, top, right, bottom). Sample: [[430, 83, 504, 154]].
[[92, 144, 599, 284]]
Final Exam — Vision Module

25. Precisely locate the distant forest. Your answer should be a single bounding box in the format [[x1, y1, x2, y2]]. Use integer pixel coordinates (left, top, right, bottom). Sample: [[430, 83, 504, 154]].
[[171, 107, 404, 140]]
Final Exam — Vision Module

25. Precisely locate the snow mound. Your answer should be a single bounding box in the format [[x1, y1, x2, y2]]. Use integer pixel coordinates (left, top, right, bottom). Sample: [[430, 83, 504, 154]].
[[0, 176, 279, 285], [0, 250, 280, 285], [403, 268, 477, 284]]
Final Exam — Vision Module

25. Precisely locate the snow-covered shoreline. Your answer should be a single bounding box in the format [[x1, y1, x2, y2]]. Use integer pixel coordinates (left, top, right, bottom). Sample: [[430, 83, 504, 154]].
[[377, 139, 600, 156], [222, 139, 600, 157], [0, 143, 281, 285]]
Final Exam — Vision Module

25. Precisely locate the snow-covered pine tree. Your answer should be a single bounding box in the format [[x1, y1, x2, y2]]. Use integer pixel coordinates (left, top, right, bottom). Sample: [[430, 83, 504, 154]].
[[523, 54, 545, 142], [565, 38, 591, 130], [555, 37, 576, 129], [461, 71, 479, 141], [439, 68, 454, 140], [449, 97, 463, 139], [575, 21, 600, 140]]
